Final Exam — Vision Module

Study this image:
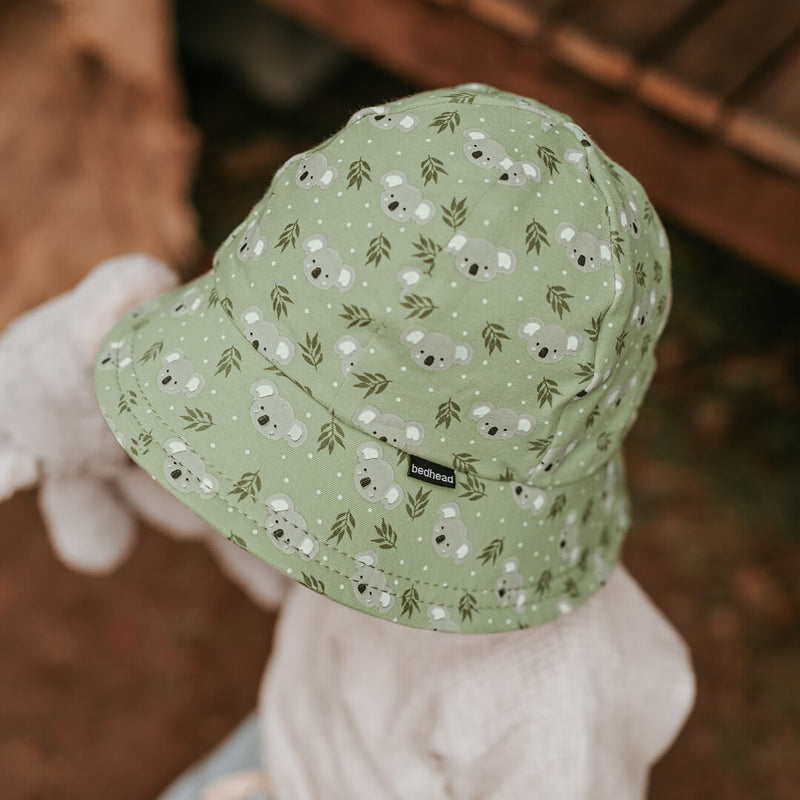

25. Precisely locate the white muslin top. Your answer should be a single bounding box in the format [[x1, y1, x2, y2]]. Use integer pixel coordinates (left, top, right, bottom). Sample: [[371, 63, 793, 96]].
[[252, 564, 695, 800]]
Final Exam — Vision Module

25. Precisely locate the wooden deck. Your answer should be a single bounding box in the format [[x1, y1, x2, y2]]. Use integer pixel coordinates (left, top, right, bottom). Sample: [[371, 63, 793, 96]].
[[261, 0, 800, 285]]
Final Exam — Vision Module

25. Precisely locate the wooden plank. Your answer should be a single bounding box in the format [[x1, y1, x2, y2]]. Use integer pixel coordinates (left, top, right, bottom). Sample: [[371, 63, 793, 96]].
[[465, 0, 570, 41], [259, 0, 800, 286], [723, 42, 800, 177], [636, 0, 800, 128], [465, 0, 557, 41], [550, 0, 703, 87]]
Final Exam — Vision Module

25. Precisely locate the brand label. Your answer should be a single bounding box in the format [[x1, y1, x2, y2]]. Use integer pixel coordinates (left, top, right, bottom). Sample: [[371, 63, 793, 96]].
[[407, 454, 456, 489]]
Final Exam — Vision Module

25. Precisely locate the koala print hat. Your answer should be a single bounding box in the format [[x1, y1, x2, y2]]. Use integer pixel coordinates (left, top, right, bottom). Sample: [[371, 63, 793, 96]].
[[95, 83, 671, 634]]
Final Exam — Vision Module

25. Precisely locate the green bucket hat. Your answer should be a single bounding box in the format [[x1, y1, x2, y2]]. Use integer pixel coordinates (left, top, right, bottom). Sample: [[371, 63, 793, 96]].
[[95, 83, 671, 634]]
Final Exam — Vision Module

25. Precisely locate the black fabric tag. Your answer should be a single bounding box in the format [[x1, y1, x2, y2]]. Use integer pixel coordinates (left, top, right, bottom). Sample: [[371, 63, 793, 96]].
[[408, 454, 456, 489]]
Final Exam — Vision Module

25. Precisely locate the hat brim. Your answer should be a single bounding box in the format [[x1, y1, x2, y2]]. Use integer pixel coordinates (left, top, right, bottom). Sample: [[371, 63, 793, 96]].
[[94, 271, 627, 634]]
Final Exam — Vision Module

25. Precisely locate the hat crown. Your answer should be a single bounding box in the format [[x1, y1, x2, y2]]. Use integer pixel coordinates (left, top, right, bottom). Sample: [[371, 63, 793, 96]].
[[215, 84, 671, 488]]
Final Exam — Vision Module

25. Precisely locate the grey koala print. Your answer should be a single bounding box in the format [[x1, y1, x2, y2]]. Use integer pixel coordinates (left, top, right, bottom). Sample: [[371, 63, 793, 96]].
[[445, 231, 516, 282], [163, 438, 218, 499], [605, 374, 639, 411], [351, 550, 395, 612], [619, 197, 641, 239], [556, 223, 612, 273], [432, 502, 471, 564], [516, 99, 554, 131], [249, 379, 307, 448], [241, 307, 294, 365], [557, 511, 581, 565], [518, 318, 582, 363], [97, 339, 131, 371], [396, 265, 423, 298], [463, 129, 508, 169], [236, 218, 266, 262], [366, 107, 419, 131], [497, 158, 540, 186], [510, 483, 548, 515], [468, 402, 535, 440], [563, 148, 594, 183], [631, 288, 657, 330], [353, 442, 404, 510], [401, 325, 473, 371], [263, 493, 318, 559], [157, 350, 204, 397], [295, 152, 337, 189], [495, 558, 527, 612], [528, 439, 578, 478], [332, 334, 362, 376], [352, 405, 424, 448], [594, 551, 612, 586], [564, 121, 594, 150], [302, 234, 355, 292], [171, 286, 203, 316], [427, 605, 460, 633], [601, 460, 618, 513], [380, 170, 435, 225], [575, 366, 612, 399]]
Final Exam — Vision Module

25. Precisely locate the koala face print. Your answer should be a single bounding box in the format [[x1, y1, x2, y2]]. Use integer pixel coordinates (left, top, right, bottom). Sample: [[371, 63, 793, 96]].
[[556, 223, 612, 272], [351, 550, 394, 612], [510, 483, 547, 515], [380, 171, 435, 225], [249, 380, 307, 447], [236, 218, 266, 262], [468, 402, 535, 440], [368, 108, 419, 131], [594, 551, 612, 586], [495, 558, 527, 611], [158, 350, 204, 397], [427, 605, 460, 633], [619, 197, 641, 239], [604, 374, 639, 411], [463, 129, 508, 169], [563, 149, 595, 184], [497, 158, 540, 186], [352, 405, 424, 448], [263, 494, 318, 559], [295, 152, 337, 189], [601, 460, 618, 513], [397, 265, 423, 298], [163, 438, 218, 499], [529, 440, 578, 477], [333, 334, 362, 376], [354, 442, 404, 510], [302, 235, 355, 292], [171, 287, 204, 316], [631, 289, 657, 330], [515, 99, 554, 131], [401, 325, 473, 371], [518, 318, 582, 363], [575, 367, 612, 399], [445, 232, 516, 282], [241, 307, 294, 365], [97, 340, 132, 371], [432, 502, 471, 564], [558, 511, 580, 564], [564, 122, 594, 151]]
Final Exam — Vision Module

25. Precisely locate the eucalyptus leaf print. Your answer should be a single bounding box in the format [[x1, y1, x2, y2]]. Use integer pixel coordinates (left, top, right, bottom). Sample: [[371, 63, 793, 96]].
[[441, 196, 467, 231], [429, 110, 461, 133], [347, 158, 372, 190], [275, 220, 300, 252], [435, 398, 461, 429]]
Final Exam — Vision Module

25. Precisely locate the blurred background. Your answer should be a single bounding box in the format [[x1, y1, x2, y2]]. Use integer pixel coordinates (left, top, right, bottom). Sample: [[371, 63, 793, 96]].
[[1, 0, 799, 798]]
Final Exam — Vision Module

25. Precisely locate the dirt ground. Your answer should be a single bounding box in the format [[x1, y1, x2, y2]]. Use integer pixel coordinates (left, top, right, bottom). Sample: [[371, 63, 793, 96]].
[[2, 50, 799, 800]]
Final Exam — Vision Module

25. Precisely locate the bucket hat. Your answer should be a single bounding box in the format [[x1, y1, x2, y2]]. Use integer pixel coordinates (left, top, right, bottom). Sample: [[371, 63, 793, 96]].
[[95, 83, 672, 634]]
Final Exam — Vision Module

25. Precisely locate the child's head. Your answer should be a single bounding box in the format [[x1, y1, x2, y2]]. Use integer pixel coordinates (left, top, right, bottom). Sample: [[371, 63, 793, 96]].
[[95, 83, 671, 634]]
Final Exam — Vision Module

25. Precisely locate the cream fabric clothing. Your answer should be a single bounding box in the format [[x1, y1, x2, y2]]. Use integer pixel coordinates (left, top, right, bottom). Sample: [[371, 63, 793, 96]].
[[258, 564, 695, 800]]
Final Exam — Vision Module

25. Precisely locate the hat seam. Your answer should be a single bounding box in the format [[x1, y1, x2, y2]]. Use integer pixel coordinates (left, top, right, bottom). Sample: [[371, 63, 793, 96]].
[[116, 320, 599, 611], [215, 274, 625, 493]]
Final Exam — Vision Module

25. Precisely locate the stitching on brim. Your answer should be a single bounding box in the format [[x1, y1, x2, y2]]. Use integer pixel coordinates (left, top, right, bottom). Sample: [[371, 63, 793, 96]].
[[108, 286, 614, 617]]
